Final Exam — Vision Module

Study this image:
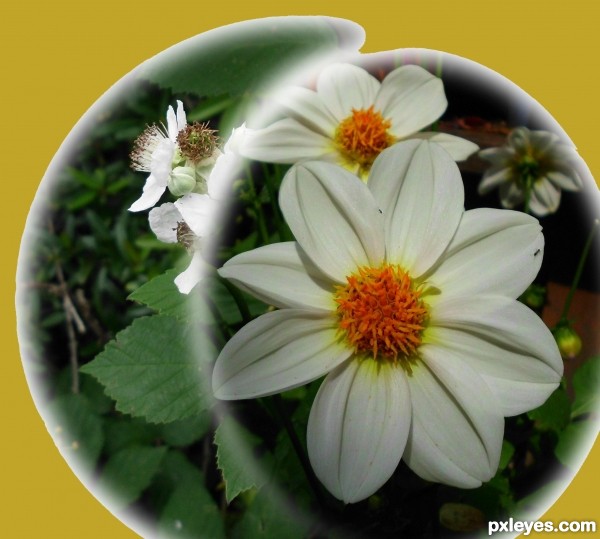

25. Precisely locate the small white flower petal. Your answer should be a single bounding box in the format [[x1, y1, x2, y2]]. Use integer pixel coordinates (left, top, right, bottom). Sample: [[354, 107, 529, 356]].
[[174, 250, 205, 294], [409, 132, 479, 161], [219, 242, 335, 311], [498, 181, 524, 209], [426, 208, 543, 299], [546, 168, 583, 191], [307, 358, 411, 503], [529, 179, 561, 216], [403, 352, 504, 488], [279, 161, 385, 282], [368, 140, 464, 276], [317, 63, 381, 120], [430, 295, 563, 416], [129, 174, 167, 212], [375, 65, 447, 138], [174, 193, 217, 238], [241, 118, 333, 163], [478, 165, 512, 195], [167, 104, 178, 141], [275, 86, 338, 137], [150, 139, 176, 181], [479, 146, 514, 166], [212, 310, 352, 399], [148, 203, 182, 243], [175, 100, 187, 131]]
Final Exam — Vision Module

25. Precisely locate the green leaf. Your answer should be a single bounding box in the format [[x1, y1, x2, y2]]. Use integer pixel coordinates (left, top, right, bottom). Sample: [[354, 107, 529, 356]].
[[47, 393, 104, 471], [231, 486, 310, 539], [98, 445, 167, 509], [159, 411, 212, 448], [498, 440, 515, 471], [527, 386, 571, 432], [571, 355, 600, 418], [104, 417, 161, 455], [148, 450, 205, 510], [214, 416, 270, 502], [554, 421, 594, 469], [140, 18, 340, 98], [81, 315, 214, 423], [158, 480, 225, 539], [128, 269, 204, 321]]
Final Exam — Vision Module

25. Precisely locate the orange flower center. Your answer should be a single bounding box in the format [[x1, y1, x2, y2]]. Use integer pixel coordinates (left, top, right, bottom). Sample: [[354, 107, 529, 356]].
[[334, 106, 395, 170], [334, 264, 428, 366]]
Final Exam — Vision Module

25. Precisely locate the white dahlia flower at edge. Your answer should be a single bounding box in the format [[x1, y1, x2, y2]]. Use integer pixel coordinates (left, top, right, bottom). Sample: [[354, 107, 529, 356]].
[[241, 63, 479, 178], [212, 140, 563, 504]]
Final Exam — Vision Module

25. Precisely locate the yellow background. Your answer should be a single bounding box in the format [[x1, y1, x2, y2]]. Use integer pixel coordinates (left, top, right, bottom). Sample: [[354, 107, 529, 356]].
[[3, 1, 598, 537]]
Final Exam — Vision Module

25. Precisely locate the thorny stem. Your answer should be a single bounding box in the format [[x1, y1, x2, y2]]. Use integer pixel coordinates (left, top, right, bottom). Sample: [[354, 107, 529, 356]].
[[559, 219, 600, 323]]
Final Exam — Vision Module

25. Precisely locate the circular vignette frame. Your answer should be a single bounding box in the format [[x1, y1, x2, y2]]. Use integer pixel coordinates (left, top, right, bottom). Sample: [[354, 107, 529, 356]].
[[16, 15, 600, 539]]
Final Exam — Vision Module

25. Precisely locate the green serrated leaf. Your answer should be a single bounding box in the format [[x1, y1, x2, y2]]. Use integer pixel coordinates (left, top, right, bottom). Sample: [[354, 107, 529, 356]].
[[571, 356, 600, 418], [214, 416, 271, 502], [47, 393, 104, 471], [98, 445, 168, 509], [140, 18, 339, 98], [231, 486, 310, 539], [527, 386, 571, 432], [158, 480, 225, 539], [81, 315, 213, 423], [128, 269, 202, 321]]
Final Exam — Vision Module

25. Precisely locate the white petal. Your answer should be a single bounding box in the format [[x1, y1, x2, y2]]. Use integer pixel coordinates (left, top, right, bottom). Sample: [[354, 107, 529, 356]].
[[150, 139, 175, 181], [176, 100, 187, 131], [307, 358, 410, 503], [529, 179, 561, 216], [275, 86, 338, 136], [128, 174, 167, 212], [174, 250, 204, 294], [426, 208, 543, 299], [174, 193, 218, 238], [241, 118, 333, 163], [478, 165, 512, 195], [409, 132, 479, 161], [279, 161, 385, 282], [148, 203, 182, 243], [212, 310, 352, 399], [375, 65, 447, 137], [403, 349, 504, 487], [430, 295, 563, 416], [546, 168, 583, 191], [368, 140, 464, 276], [499, 181, 524, 209], [219, 242, 335, 311], [479, 146, 514, 166], [167, 104, 178, 141], [317, 63, 380, 120]]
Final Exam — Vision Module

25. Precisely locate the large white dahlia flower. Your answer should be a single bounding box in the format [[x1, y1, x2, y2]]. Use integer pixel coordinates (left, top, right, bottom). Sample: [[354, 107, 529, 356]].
[[213, 140, 562, 503]]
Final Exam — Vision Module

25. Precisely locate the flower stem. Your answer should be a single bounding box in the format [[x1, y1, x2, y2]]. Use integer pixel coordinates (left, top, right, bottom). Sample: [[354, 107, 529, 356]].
[[522, 174, 533, 215], [270, 393, 328, 509], [559, 219, 600, 323]]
